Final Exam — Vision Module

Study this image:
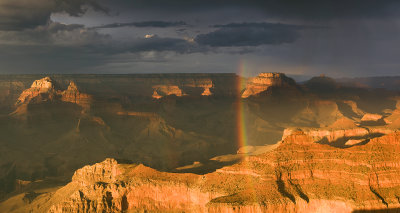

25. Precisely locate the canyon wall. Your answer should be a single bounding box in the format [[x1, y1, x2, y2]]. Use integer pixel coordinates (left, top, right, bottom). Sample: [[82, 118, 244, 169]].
[[241, 73, 296, 98], [21, 129, 400, 212], [1, 73, 400, 212], [12, 77, 92, 115]]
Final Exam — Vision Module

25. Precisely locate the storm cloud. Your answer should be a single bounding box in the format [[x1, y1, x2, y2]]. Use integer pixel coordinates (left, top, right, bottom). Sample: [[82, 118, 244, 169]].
[[102, 0, 400, 19], [195, 23, 302, 47], [0, 0, 107, 30], [0, 0, 399, 76], [0, 21, 110, 45], [94, 21, 187, 29]]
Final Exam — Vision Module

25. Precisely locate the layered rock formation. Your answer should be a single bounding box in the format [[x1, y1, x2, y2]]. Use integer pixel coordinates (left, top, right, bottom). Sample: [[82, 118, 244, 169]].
[[1, 73, 400, 212], [282, 126, 394, 148], [361, 113, 383, 122], [152, 85, 185, 99], [201, 85, 212, 96], [13, 77, 92, 114], [16, 77, 58, 105], [10, 126, 399, 212], [61, 81, 92, 111], [241, 73, 296, 98], [151, 79, 214, 99]]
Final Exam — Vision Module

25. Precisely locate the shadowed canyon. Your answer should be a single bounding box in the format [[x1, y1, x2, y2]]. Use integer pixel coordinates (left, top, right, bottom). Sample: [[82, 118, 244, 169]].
[[1, 73, 400, 212]]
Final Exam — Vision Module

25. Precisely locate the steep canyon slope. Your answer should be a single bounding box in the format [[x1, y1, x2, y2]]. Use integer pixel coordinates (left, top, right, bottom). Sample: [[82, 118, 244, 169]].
[[0, 73, 399, 212]]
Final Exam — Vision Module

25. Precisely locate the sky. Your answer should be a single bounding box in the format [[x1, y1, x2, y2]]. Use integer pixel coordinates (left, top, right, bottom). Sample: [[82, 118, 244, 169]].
[[0, 0, 400, 77]]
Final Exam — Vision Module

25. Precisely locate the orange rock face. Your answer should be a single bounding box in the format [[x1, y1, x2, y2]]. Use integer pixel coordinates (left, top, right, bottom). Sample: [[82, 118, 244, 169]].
[[151, 79, 214, 99], [48, 159, 223, 213], [282, 126, 394, 147], [188, 79, 214, 96], [6, 74, 400, 212], [201, 85, 212, 96], [152, 85, 185, 99], [16, 77, 57, 104], [241, 73, 296, 98], [61, 81, 92, 110], [361, 113, 383, 122], [37, 129, 400, 212], [72, 159, 122, 186], [14, 77, 92, 112]]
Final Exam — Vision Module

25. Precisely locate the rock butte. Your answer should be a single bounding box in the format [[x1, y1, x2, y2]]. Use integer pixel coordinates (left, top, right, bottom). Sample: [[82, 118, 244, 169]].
[[241, 73, 296, 98], [13, 77, 92, 113], [152, 85, 185, 99], [16, 77, 57, 104], [61, 81, 92, 111], [201, 86, 212, 96], [14, 74, 299, 101], [152, 79, 213, 99]]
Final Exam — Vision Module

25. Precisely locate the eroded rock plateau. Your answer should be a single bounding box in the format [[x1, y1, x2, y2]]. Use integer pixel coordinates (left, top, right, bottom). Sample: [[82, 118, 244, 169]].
[[241, 73, 296, 98]]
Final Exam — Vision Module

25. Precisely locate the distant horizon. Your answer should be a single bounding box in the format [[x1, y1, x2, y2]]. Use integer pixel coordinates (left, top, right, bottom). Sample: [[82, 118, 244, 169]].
[[0, 72, 399, 79]]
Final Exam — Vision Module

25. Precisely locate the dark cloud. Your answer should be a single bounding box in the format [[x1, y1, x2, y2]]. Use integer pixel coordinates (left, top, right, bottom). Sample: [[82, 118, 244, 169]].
[[103, 0, 400, 19], [123, 36, 197, 53], [0, 21, 110, 45], [0, 0, 399, 77], [0, 21, 199, 55], [213, 23, 310, 29], [0, 0, 107, 30], [94, 21, 187, 29], [96, 36, 202, 55], [195, 22, 301, 47], [0, 35, 201, 74], [54, 0, 108, 16]]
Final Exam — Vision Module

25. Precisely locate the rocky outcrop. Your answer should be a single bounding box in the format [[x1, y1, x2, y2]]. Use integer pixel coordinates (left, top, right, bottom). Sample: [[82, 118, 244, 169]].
[[360, 113, 386, 126], [13, 77, 92, 113], [61, 81, 92, 110], [281, 126, 394, 147], [361, 113, 383, 122], [181, 78, 214, 96], [47, 159, 223, 213], [241, 73, 296, 98], [16, 77, 57, 105], [22, 128, 400, 212], [71, 159, 122, 186], [201, 85, 212, 96], [151, 79, 214, 99], [152, 85, 185, 99]]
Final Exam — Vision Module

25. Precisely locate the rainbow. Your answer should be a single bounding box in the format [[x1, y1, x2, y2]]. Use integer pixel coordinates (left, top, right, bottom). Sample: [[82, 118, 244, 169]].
[[236, 60, 249, 153], [236, 60, 259, 201]]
